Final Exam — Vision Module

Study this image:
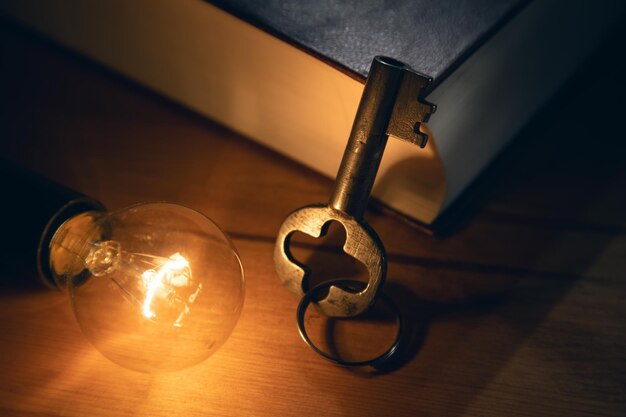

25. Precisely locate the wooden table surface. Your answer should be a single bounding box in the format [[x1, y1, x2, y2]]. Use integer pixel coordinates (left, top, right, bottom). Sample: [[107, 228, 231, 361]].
[[1, 21, 625, 417]]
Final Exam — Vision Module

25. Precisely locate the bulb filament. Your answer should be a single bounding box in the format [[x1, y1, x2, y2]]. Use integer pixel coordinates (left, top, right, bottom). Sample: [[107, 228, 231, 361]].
[[82, 241, 202, 328], [141, 253, 198, 327]]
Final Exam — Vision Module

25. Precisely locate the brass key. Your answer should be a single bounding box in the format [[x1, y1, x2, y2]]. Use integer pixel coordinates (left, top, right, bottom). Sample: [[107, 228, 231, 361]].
[[274, 56, 436, 317]]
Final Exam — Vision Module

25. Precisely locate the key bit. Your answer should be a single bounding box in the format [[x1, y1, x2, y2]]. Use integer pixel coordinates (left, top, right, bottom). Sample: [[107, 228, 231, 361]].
[[275, 56, 436, 318]]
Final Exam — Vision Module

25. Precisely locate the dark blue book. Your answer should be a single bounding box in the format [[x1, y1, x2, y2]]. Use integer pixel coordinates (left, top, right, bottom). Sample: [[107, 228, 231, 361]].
[[1, 0, 624, 224]]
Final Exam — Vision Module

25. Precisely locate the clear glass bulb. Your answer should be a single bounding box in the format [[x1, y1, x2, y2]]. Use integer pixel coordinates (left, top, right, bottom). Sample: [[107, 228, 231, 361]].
[[47, 202, 245, 372]]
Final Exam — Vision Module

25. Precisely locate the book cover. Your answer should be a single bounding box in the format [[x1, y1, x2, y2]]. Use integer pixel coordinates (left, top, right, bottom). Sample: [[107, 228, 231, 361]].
[[211, 0, 526, 82]]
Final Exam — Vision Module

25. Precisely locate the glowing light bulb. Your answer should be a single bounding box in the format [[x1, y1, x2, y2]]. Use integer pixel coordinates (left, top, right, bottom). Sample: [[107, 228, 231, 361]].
[[45, 202, 244, 372]]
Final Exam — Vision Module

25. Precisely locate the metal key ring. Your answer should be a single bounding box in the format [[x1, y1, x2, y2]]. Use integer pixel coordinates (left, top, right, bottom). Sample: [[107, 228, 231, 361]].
[[296, 279, 404, 367]]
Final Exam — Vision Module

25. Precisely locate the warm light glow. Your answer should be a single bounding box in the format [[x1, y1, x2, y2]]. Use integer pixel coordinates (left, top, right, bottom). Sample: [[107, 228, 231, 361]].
[[141, 253, 197, 327]]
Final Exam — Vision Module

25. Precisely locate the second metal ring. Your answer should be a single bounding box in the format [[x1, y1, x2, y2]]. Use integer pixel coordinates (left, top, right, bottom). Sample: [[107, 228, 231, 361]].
[[296, 279, 403, 367]]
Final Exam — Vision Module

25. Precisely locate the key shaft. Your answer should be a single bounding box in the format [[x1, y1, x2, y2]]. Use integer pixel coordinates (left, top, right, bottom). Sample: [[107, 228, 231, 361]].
[[330, 57, 406, 220]]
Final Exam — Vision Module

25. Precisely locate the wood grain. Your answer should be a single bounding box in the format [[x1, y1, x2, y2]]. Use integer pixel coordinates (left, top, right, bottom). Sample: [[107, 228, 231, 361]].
[[0, 21, 625, 417]]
